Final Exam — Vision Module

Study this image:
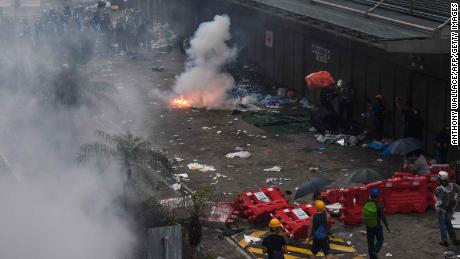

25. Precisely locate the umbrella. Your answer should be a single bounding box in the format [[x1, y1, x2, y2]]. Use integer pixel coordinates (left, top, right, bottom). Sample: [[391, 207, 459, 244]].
[[294, 177, 332, 200], [305, 71, 335, 90], [388, 138, 422, 155], [343, 168, 384, 185]]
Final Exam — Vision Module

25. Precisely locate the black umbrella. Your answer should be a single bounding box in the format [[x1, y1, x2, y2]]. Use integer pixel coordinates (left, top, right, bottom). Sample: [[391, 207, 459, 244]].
[[388, 138, 422, 155], [343, 168, 384, 185], [294, 177, 332, 200]]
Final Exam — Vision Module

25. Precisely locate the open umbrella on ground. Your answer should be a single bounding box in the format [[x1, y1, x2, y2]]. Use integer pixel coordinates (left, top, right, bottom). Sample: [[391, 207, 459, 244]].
[[343, 168, 384, 186], [305, 71, 335, 90], [294, 177, 332, 200], [388, 137, 422, 155]]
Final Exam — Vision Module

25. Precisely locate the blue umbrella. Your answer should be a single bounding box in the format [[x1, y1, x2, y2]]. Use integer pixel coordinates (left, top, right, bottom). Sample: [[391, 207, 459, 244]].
[[388, 138, 422, 155]]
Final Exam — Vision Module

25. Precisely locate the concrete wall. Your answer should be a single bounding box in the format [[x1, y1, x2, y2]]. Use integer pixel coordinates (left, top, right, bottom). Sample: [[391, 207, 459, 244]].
[[135, 0, 453, 156], [196, 0, 451, 154]]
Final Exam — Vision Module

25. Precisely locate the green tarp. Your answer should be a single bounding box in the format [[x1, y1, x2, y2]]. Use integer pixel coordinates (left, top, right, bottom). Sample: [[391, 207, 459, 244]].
[[242, 111, 311, 134]]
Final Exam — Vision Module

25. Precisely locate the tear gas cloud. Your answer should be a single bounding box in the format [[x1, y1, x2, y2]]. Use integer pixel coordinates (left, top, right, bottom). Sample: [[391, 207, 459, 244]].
[[173, 15, 237, 109], [0, 8, 143, 259]]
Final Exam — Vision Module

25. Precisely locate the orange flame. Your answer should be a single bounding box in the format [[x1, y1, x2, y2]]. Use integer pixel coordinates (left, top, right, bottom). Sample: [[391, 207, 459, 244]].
[[170, 96, 191, 108]]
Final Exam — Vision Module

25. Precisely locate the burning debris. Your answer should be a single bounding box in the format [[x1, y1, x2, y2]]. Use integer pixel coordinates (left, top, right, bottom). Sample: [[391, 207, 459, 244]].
[[172, 15, 237, 109]]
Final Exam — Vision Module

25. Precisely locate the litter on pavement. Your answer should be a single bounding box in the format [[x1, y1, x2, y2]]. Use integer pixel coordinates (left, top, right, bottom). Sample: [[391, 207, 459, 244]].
[[187, 162, 216, 172], [225, 151, 251, 159], [264, 166, 282, 172], [244, 235, 262, 243], [171, 183, 181, 191], [174, 173, 189, 180]]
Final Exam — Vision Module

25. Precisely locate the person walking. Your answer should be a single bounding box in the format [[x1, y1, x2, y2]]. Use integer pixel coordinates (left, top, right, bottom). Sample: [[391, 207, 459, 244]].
[[261, 218, 287, 259], [435, 171, 460, 247], [307, 200, 331, 259], [362, 188, 390, 259], [371, 95, 386, 142]]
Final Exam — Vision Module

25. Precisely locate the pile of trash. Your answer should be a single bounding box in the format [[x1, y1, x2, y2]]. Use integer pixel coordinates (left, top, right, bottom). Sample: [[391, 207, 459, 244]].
[[231, 78, 298, 110], [314, 133, 366, 146]]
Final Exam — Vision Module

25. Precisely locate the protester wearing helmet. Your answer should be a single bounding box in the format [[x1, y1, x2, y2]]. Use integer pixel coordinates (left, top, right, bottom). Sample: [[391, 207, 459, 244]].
[[261, 218, 287, 259], [307, 200, 332, 259], [362, 188, 390, 259], [435, 171, 460, 247]]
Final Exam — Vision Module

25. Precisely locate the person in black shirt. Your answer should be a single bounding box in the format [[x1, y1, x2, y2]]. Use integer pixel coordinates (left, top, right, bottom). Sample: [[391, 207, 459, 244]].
[[262, 218, 287, 259], [307, 200, 331, 259]]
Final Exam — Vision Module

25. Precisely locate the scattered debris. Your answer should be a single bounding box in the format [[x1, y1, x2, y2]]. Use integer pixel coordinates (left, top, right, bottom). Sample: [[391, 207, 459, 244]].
[[187, 162, 216, 172], [174, 173, 188, 181], [217, 130, 222, 134], [265, 177, 290, 184], [202, 126, 212, 130], [159, 196, 192, 209], [385, 253, 393, 257], [174, 157, 184, 162], [171, 183, 181, 191], [264, 166, 282, 172], [225, 151, 251, 159], [315, 133, 364, 146], [244, 235, 262, 243]]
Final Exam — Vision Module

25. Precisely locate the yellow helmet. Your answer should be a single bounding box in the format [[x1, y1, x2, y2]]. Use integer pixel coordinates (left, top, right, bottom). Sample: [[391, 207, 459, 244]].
[[269, 218, 281, 228], [315, 200, 325, 211]]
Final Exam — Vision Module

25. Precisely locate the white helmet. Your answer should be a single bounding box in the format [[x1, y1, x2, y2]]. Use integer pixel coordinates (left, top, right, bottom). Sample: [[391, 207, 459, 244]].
[[438, 171, 449, 181]]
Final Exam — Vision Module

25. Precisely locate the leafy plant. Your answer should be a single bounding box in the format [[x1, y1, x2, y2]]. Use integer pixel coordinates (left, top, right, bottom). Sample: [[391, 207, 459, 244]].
[[78, 130, 171, 179], [188, 187, 214, 259]]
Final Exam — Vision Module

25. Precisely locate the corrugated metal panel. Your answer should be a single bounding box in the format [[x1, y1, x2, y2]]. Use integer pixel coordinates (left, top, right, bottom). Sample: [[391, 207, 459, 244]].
[[148, 225, 182, 259]]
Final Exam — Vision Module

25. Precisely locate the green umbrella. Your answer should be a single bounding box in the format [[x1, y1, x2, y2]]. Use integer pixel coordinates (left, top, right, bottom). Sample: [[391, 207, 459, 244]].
[[343, 168, 384, 186]]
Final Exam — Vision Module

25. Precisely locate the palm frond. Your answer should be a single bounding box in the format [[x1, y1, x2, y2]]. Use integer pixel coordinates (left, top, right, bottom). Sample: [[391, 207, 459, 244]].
[[94, 130, 114, 146], [77, 142, 115, 163]]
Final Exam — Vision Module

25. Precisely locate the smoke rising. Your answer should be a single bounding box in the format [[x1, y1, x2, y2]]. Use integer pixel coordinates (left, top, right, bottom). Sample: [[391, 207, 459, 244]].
[[173, 15, 237, 108], [0, 8, 143, 259]]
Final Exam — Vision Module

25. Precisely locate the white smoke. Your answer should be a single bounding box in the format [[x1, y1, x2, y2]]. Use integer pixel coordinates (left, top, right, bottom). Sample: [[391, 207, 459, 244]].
[[0, 11, 140, 259], [173, 15, 237, 108]]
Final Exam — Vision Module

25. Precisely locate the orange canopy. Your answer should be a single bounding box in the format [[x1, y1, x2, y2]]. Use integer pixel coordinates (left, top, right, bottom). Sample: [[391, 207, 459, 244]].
[[305, 71, 335, 90]]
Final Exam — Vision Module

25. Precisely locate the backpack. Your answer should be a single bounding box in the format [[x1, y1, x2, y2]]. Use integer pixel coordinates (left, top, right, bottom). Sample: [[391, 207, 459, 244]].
[[363, 201, 378, 228], [314, 224, 327, 240]]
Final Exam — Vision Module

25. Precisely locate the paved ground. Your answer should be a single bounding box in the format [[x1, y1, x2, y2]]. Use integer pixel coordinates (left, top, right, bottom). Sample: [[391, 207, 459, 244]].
[[88, 49, 457, 259]]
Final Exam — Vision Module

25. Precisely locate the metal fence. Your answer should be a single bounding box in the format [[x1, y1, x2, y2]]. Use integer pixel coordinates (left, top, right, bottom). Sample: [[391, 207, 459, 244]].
[[147, 225, 182, 259]]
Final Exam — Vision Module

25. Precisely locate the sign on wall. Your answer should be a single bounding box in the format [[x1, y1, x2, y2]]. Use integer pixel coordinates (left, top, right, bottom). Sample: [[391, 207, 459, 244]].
[[311, 43, 331, 64], [265, 30, 273, 48]]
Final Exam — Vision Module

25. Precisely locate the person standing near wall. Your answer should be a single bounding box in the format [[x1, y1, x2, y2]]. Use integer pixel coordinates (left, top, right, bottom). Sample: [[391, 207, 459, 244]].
[[371, 95, 386, 142], [434, 126, 450, 164], [338, 80, 354, 129]]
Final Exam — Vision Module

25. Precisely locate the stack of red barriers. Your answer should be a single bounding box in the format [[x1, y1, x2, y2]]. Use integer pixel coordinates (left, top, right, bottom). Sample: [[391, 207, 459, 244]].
[[233, 165, 455, 238], [234, 187, 291, 223]]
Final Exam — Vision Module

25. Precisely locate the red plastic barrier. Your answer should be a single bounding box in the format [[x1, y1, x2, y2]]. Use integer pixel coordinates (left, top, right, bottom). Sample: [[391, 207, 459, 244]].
[[321, 189, 342, 204], [383, 176, 428, 214], [235, 187, 292, 223], [340, 187, 368, 225], [273, 203, 334, 239], [392, 172, 416, 179]]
